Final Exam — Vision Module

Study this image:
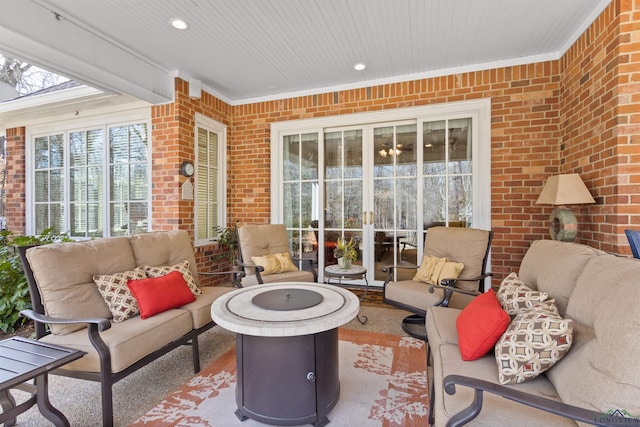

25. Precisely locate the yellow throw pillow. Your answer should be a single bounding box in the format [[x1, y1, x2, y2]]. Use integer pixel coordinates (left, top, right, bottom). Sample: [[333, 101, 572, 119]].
[[432, 260, 464, 285], [413, 255, 446, 283], [250, 254, 282, 275], [275, 252, 299, 272]]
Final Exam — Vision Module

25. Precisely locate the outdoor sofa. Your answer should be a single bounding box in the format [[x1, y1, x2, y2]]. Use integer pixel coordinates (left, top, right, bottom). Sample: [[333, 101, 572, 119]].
[[17, 230, 233, 427], [427, 239, 640, 426]]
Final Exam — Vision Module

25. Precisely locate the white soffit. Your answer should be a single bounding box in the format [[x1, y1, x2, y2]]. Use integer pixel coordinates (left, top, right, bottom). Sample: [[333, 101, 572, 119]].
[[0, 0, 612, 105]]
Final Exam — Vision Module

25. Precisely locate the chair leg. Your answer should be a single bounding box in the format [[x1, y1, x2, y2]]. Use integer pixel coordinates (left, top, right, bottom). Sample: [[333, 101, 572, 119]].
[[101, 379, 114, 427]]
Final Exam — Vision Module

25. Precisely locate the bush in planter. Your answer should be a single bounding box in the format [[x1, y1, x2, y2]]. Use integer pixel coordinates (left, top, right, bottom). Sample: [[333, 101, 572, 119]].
[[0, 228, 70, 333]]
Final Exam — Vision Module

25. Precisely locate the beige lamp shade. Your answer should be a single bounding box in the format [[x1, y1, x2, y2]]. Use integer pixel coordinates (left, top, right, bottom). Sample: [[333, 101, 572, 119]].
[[536, 173, 595, 206], [536, 174, 595, 242]]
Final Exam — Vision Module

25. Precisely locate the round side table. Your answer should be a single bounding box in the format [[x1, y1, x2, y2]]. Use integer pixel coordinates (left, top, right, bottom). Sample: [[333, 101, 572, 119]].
[[324, 264, 368, 324]]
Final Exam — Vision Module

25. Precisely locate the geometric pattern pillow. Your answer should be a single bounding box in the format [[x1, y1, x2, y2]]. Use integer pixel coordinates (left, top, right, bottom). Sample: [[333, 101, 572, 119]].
[[495, 301, 574, 385], [93, 267, 147, 323], [496, 272, 549, 316], [144, 260, 202, 296]]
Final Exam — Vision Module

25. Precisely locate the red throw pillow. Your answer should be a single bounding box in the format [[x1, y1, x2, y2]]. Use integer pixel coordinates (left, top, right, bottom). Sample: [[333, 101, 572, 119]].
[[127, 270, 196, 319], [456, 289, 510, 361]]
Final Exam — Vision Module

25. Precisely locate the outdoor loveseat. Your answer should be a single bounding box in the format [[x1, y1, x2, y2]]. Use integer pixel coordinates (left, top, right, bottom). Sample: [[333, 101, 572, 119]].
[[427, 239, 640, 426], [17, 230, 233, 427]]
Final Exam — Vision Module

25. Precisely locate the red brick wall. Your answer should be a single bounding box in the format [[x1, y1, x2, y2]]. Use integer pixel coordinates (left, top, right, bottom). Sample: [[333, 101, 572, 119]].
[[4, 1, 635, 285], [228, 65, 562, 281], [151, 79, 234, 285], [224, 1, 638, 280], [4, 127, 26, 234], [559, 0, 632, 254]]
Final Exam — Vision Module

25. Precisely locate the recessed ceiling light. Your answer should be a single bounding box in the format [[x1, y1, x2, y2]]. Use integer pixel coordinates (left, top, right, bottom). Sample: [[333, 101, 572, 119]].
[[170, 18, 189, 30], [354, 63, 366, 71]]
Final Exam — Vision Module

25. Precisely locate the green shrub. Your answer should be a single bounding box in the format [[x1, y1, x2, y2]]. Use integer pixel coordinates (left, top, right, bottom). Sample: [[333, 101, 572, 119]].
[[0, 228, 70, 333]]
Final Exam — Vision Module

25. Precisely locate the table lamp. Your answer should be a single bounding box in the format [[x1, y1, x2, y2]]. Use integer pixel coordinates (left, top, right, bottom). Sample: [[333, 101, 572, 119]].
[[535, 173, 595, 242]]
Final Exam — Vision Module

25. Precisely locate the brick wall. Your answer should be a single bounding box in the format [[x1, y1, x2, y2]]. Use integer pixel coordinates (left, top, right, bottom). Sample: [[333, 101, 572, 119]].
[[223, 0, 638, 280], [4, 127, 26, 234], [4, 1, 635, 285], [228, 64, 563, 280], [151, 79, 234, 285]]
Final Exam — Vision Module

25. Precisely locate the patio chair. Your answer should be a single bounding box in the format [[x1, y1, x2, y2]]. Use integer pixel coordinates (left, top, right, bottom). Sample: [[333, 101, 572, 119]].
[[236, 224, 317, 286], [382, 226, 492, 340]]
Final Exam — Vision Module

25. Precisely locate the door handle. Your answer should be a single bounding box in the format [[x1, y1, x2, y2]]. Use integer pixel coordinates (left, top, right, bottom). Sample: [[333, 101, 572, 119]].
[[363, 211, 367, 225], [369, 211, 374, 225]]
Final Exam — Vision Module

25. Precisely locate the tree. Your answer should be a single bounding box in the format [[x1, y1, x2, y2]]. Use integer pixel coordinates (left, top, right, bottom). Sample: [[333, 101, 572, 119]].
[[0, 54, 68, 96]]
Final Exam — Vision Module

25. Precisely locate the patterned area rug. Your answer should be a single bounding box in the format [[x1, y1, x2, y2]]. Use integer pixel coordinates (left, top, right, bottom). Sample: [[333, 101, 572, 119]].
[[130, 329, 428, 427]]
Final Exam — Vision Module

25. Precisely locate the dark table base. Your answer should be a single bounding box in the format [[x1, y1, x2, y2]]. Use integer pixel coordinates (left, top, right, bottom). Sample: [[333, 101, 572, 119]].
[[235, 328, 340, 426]]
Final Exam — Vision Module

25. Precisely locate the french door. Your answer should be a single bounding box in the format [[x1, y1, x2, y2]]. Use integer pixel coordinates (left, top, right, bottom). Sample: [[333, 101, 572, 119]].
[[272, 101, 491, 287]]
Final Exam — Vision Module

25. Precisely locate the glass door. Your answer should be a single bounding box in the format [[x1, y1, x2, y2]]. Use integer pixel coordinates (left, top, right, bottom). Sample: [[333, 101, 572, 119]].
[[371, 123, 419, 283], [323, 129, 364, 277], [274, 100, 490, 288]]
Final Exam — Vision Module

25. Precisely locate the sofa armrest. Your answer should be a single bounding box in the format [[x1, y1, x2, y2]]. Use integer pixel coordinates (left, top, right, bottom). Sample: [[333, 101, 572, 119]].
[[443, 374, 625, 427], [20, 309, 111, 332]]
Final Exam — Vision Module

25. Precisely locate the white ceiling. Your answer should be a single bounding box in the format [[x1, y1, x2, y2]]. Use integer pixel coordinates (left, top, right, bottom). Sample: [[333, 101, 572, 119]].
[[0, 0, 611, 106]]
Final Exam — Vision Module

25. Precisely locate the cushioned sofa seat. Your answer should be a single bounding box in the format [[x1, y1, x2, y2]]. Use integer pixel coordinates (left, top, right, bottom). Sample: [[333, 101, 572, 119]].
[[40, 309, 193, 373], [427, 307, 574, 427], [426, 239, 640, 426], [178, 286, 232, 329], [19, 230, 234, 427]]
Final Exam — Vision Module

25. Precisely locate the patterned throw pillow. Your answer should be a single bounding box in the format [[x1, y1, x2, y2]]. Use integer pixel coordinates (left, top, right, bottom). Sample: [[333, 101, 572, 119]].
[[94, 267, 147, 322], [495, 301, 574, 385], [497, 272, 548, 316], [144, 260, 202, 296]]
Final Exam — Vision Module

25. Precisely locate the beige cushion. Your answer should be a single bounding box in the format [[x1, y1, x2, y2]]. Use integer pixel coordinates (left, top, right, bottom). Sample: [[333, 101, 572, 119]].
[[496, 272, 548, 316], [518, 240, 602, 315], [26, 237, 136, 335], [144, 260, 202, 296], [177, 286, 234, 329], [495, 301, 574, 385], [129, 230, 201, 287], [423, 227, 490, 292], [93, 267, 147, 322], [41, 309, 193, 373], [551, 254, 640, 416], [240, 269, 314, 286]]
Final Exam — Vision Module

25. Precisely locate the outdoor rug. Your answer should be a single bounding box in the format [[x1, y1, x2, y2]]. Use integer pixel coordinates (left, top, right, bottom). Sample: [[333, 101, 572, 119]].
[[130, 329, 428, 427]]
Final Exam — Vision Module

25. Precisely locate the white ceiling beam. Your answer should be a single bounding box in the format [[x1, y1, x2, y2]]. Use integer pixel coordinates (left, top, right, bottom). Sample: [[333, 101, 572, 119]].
[[0, 0, 173, 104]]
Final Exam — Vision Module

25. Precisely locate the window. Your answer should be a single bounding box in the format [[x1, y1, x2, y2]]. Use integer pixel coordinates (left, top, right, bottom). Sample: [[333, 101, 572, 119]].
[[194, 114, 226, 246], [31, 120, 150, 237]]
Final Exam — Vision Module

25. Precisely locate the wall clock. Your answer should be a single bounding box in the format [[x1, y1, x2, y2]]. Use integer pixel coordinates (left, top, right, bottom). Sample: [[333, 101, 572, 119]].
[[180, 161, 195, 177]]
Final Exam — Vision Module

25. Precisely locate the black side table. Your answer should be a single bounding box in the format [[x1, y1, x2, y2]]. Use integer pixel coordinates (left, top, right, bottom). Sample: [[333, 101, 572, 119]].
[[0, 337, 85, 427]]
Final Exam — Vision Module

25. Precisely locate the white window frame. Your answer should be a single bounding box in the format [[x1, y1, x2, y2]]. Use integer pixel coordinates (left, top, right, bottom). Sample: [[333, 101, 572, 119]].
[[25, 108, 152, 237], [194, 113, 227, 247], [270, 99, 491, 229]]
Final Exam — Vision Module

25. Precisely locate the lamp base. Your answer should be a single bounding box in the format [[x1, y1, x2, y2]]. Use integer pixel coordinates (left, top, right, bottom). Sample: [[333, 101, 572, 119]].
[[549, 207, 578, 242]]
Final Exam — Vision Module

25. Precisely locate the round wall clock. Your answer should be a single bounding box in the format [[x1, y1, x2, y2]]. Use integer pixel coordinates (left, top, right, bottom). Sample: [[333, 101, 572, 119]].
[[180, 161, 195, 177]]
